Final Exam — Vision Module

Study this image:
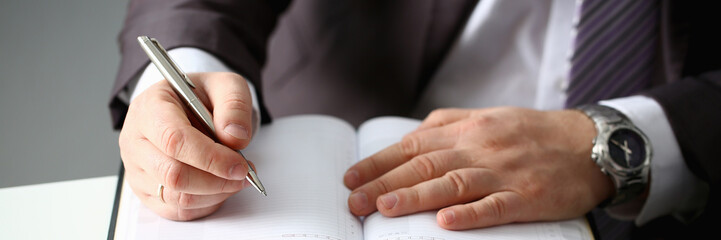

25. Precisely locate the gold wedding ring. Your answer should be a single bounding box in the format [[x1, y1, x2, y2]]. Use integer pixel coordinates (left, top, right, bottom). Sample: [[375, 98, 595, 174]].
[[157, 184, 165, 203]]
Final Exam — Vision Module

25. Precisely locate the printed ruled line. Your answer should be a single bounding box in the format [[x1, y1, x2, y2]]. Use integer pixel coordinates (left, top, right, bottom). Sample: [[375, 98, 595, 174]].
[[281, 233, 341, 240], [378, 237, 445, 240]]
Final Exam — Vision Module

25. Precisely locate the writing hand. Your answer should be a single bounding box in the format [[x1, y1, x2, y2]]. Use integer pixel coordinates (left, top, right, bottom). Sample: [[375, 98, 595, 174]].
[[343, 107, 614, 230], [119, 72, 255, 220]]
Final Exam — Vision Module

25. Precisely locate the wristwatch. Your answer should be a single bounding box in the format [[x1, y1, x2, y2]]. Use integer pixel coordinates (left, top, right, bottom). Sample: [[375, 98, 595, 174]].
[[577, 105, 652, 207]]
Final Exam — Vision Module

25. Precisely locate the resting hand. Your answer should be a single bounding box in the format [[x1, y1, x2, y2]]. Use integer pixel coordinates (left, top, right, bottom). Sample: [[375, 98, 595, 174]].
[[344, 107, 613, 230], [119, 72, 255, 220]]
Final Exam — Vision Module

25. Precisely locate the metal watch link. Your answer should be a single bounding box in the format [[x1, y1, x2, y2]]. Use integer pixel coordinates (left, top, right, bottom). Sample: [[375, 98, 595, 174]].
[[577, 105, 652, 207]]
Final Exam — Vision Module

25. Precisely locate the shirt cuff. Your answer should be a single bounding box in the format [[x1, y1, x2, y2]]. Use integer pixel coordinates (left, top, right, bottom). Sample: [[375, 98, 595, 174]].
[[128, 47, 262, 135], [599, 96, 708, 225]]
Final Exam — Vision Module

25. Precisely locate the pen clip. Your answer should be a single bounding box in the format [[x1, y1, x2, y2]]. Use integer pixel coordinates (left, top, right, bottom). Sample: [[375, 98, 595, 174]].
[[148, 38, 197, 89]]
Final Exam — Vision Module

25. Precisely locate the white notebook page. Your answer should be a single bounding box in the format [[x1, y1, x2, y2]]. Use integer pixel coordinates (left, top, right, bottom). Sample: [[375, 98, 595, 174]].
[[115, 115, 363, 240]]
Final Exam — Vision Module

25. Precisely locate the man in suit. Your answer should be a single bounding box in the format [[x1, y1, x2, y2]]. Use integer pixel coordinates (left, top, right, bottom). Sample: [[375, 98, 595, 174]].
[[110, 0, 719, 238]]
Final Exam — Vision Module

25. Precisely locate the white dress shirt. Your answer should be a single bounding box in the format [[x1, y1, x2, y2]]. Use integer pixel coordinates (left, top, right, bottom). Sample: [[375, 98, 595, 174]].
[[127, 0, 707, 226], [413, 0, 707, 225]]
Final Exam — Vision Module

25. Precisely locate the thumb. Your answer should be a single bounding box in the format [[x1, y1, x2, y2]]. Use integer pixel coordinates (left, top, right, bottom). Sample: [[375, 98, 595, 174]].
[[193, 72, 255, 150]]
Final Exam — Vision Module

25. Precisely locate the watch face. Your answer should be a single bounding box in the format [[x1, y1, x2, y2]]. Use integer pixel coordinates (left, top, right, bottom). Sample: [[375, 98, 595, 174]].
[[608, 128, 647, 169]]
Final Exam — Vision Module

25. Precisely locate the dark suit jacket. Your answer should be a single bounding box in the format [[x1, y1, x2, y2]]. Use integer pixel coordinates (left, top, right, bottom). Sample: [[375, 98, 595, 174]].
[[110, 0, 719, 238]]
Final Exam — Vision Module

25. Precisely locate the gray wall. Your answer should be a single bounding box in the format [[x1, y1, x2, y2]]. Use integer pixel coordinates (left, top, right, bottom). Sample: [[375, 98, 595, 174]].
[[0, 0, 128, 188]]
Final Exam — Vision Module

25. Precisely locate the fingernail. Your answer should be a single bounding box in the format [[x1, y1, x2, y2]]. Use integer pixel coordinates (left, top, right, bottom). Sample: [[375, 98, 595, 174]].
[[379, 193, 398, 210], [240, 179, 252, 189], [227, 179, 248, 190], [349, 191, 368, 212], [224, 123, 249, 140], [344, 170, 359, 186], [442, 209, 456, 225], [229, 163, 247, 180]]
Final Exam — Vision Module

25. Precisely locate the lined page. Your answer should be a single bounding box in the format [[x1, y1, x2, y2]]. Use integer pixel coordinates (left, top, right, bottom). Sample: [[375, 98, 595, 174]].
[[356, 116, 593, 240], [363, 212, 591, 240], [115, 115, 363, 240]]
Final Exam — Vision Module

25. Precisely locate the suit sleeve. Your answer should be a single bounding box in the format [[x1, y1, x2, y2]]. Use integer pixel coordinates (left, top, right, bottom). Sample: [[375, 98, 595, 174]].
[[644, 71, 721, 206], [637, 1, 721, 232], [109, 0, 290, 129], [636, 69, 720, 238]]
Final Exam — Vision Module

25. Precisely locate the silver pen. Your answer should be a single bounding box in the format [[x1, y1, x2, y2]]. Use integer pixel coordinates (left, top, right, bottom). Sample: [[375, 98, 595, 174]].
[[137, 36, 267, 196]]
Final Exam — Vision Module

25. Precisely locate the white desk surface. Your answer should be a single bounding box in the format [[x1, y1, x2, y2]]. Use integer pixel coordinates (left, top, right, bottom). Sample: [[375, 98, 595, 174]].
[[0, 176, 118, 240]]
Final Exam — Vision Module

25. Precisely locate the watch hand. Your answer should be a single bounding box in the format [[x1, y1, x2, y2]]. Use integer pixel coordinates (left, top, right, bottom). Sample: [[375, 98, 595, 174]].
[[623, 140, 632, 154], [611, 139, 633, 154], [623, 140, 631, 166]]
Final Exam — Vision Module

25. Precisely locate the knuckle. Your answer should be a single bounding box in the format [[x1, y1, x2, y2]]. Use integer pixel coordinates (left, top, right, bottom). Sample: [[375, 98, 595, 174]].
[[428, 108, 454, 119], [218, 178, 230, 192], [400, 134, 421, 158], [355, 155, 383, 184], [481, 139, 505, 152], [460, 116, 494, 133], [177, 192, 195, 209], [375, 178, 394, 194], [523, 180, 544, 199], [408, 188, 422, 206], [410, 155, 437, 180], [365, 155, 382, 175], [425, 109, 451, 126], [203, 146, 220, 173], [482, 195, 507, 222], [466, 205, 481, 224], [445, 171, 471, 196], [222, 95, 251, 113], [160, 126, 185, 159], [161, 161, 186, 190]]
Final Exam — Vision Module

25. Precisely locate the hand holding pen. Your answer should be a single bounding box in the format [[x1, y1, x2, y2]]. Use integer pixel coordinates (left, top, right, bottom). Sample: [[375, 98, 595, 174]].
[[117, 36, 265, 221]]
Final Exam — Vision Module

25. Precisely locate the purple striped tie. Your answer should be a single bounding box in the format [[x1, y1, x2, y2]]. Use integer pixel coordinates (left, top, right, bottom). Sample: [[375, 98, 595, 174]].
[[568, 0, 659, 239], [566, 0, 659, 107]]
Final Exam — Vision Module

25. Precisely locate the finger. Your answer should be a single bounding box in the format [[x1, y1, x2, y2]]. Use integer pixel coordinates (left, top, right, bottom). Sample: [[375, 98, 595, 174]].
[[347, 150, 467, 216], [126, 137, 247, 195], [344, 125, 458, 189], [192, 73, 254, 150], [132, 185, 225, 221], [437, 191, 527, 230], [416, 108, 472, 131], [163, 188, 238, 210], [376, 168, 501, 217], [139, 82, 249, 181], [125, 161, 247, 210]]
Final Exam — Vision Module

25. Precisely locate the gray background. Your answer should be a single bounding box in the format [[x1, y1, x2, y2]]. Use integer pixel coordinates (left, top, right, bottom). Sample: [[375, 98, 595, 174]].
[[0, 0, 127, 188]]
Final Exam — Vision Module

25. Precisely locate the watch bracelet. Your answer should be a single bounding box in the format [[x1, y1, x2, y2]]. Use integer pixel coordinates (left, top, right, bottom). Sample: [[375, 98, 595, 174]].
[[576, 104, 651, 208]]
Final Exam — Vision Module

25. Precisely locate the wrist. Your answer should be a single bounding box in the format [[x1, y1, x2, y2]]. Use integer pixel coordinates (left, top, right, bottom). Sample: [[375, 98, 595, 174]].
[[558, 110, 616, 204]]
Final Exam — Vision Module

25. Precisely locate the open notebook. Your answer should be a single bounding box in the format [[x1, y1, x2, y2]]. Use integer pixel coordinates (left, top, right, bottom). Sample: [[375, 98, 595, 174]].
[[110, 115, 593, 240]]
